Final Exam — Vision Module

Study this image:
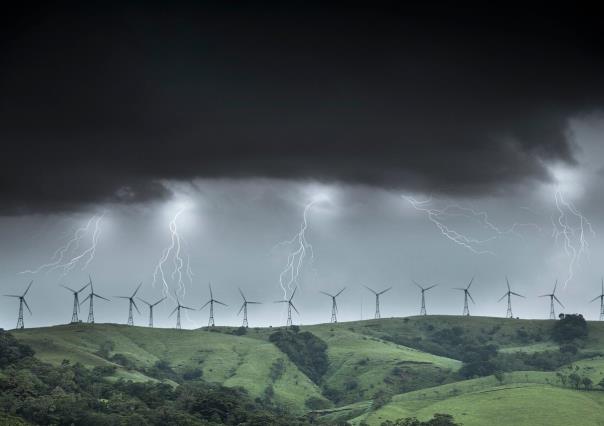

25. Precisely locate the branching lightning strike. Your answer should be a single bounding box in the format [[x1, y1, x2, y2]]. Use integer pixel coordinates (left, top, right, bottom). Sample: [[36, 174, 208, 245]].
[[152, 208, 194, 303], [552, 190, 596, 287], [403, 195, 540, 255], [275, 200, 316, 299], [20, 212, 105, 276]]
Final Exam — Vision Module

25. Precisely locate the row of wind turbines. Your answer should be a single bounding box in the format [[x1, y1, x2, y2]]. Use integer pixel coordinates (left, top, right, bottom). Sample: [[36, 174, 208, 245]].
[[4, 277, 604, 330]]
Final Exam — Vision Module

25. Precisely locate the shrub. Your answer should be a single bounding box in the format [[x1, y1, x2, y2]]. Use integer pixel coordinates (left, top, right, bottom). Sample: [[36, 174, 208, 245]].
[[269, 330, 328, 383], [552, 314, 588, 343]]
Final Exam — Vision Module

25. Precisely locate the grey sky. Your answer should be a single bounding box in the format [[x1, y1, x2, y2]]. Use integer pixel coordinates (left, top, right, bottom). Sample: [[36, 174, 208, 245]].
[[1, 114, 603, 329]]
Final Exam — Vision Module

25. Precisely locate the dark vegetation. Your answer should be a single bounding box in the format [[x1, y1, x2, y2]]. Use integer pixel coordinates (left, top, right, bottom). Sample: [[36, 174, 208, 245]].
[[368, 316, 596, 380], [379, 414, 461, 426], [269, 327, 329, 384], [0, 329, 310, 426]]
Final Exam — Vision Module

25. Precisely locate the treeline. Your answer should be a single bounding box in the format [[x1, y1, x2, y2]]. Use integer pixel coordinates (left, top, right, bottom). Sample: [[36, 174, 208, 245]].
[[0, 330, 310, 426]]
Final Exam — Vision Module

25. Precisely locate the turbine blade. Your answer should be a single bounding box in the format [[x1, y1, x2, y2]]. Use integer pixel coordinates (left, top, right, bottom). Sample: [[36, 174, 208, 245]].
[[453, 288, 466, 291], [4, 294, 20, 298], [238, 287, 246, 301], [274, 300, 287, 303], [320, 291, 333, 298], [467, 277, 474, 289], [60, 284, 76, 293], [132, 300, 141, 314], [23, 280, 33, 296], [511, 292, 525, 298], [199, 300, 211, 310], [78, 281, 90, 293], [379, 286, 392, 295], [132, 282, 143, 297], [589, 295, 600, 303], [553, 280, 558, 294], [290, 302, 300, 315], [237, 303, 244, 316], [413, 280, 423, 290], [214, 300, 228, 307], [80, 294, 91, 304], [554, 296, 565, 308], [153, 297, 167, 306], [364, 285, 377, 294], [209, 282, 213, 299], [181, 305, 194, 311], [425, 284, 438, 291], [168, 306, 178, 317], [497, 293, 507, 302], [467, 292, 476, 304], [335, 287, 346, 297], [137, 297, 152, 306], [506, 276, 510, 291], [95, 294, 110, 302], [290, 286, 297, 300], [247, 301, 261, 304], [23, 298, 32, 315]]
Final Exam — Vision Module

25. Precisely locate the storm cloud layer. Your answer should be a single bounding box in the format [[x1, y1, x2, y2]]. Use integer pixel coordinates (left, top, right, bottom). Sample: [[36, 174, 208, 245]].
[[1, 3, 603, 213]]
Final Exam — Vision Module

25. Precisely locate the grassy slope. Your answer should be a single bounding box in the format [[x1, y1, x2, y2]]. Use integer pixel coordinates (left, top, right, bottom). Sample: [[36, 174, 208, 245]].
[[11, 317, 604, 424], [364, 384, 604, 426], [305, 324, 461, 402], [232, 322, 462, 403], [14, 323, 326, 414]]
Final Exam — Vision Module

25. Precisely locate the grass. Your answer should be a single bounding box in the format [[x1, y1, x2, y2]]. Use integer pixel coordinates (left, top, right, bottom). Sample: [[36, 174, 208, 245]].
[[362, 384, 604, 426], [306, 324, 461, 403], [14, 323, 326, 413], [11, 316, 604, 424]]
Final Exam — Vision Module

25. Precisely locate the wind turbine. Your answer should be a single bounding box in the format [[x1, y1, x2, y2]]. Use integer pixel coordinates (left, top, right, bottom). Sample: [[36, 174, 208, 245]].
[[320, 287, 345, 323], [237, 288, 261, 328], [80, 275, 110, 323], [454, 277, 475, 316], [539, 280, 564, 319], [364, 286, 391, 319], [60, 280, 90, 323], [590, 278, 604, 321], [169, 295, 194, 330], [413, 281, 437, 316], [274, 287, 299, 327], [200, 283, 227, 327], [115, 282, 142, 326], [137, 296, 167, 327], [498, 277, 525, 318], [4, 280, 33, 329]]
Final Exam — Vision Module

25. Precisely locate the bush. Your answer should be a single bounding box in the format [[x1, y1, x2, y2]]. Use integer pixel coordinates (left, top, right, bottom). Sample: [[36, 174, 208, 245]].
[[305, 396, 331, 410], [182, 368, 203, 381], [552, 314, 588, 343], [269, 330, 328, 384], [232, 327, 247, 336]]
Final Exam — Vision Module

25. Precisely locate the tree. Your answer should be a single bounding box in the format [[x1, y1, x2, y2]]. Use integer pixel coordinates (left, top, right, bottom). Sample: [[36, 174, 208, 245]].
[[582, 377, 593, 390], [552, 314, 588, 343], [568, 372, 582, 389]]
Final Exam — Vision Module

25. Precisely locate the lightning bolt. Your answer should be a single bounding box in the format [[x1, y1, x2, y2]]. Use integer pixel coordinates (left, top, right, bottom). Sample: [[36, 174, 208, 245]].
[[552, 190, 595, 287], [274, 200, 316, 299], [403, 195, 540, 255], [20, 212, 105, 276], [152, 208, 194, 303]]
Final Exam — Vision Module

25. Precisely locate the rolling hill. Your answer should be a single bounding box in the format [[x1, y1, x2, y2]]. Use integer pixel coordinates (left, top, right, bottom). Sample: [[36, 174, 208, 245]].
[[8, 315, 604, 425]]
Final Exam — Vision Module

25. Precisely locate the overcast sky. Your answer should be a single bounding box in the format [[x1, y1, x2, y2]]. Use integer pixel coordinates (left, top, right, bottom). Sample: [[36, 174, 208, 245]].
[[1, 3, 603, 329]]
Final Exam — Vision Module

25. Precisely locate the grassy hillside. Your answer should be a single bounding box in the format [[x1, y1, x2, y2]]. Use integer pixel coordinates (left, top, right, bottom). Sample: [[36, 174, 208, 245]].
[[14, 323, 326, 414], [360, 383, 604, 426], [10, 315, 604, 425]]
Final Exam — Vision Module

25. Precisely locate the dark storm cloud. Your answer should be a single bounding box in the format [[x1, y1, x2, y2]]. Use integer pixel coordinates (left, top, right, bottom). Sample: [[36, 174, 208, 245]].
[[1, 2, 603, 213]]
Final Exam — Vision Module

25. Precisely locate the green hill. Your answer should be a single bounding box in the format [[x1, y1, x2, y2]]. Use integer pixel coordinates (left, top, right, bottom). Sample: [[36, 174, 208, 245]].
[[7, 315, 604, 425]]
